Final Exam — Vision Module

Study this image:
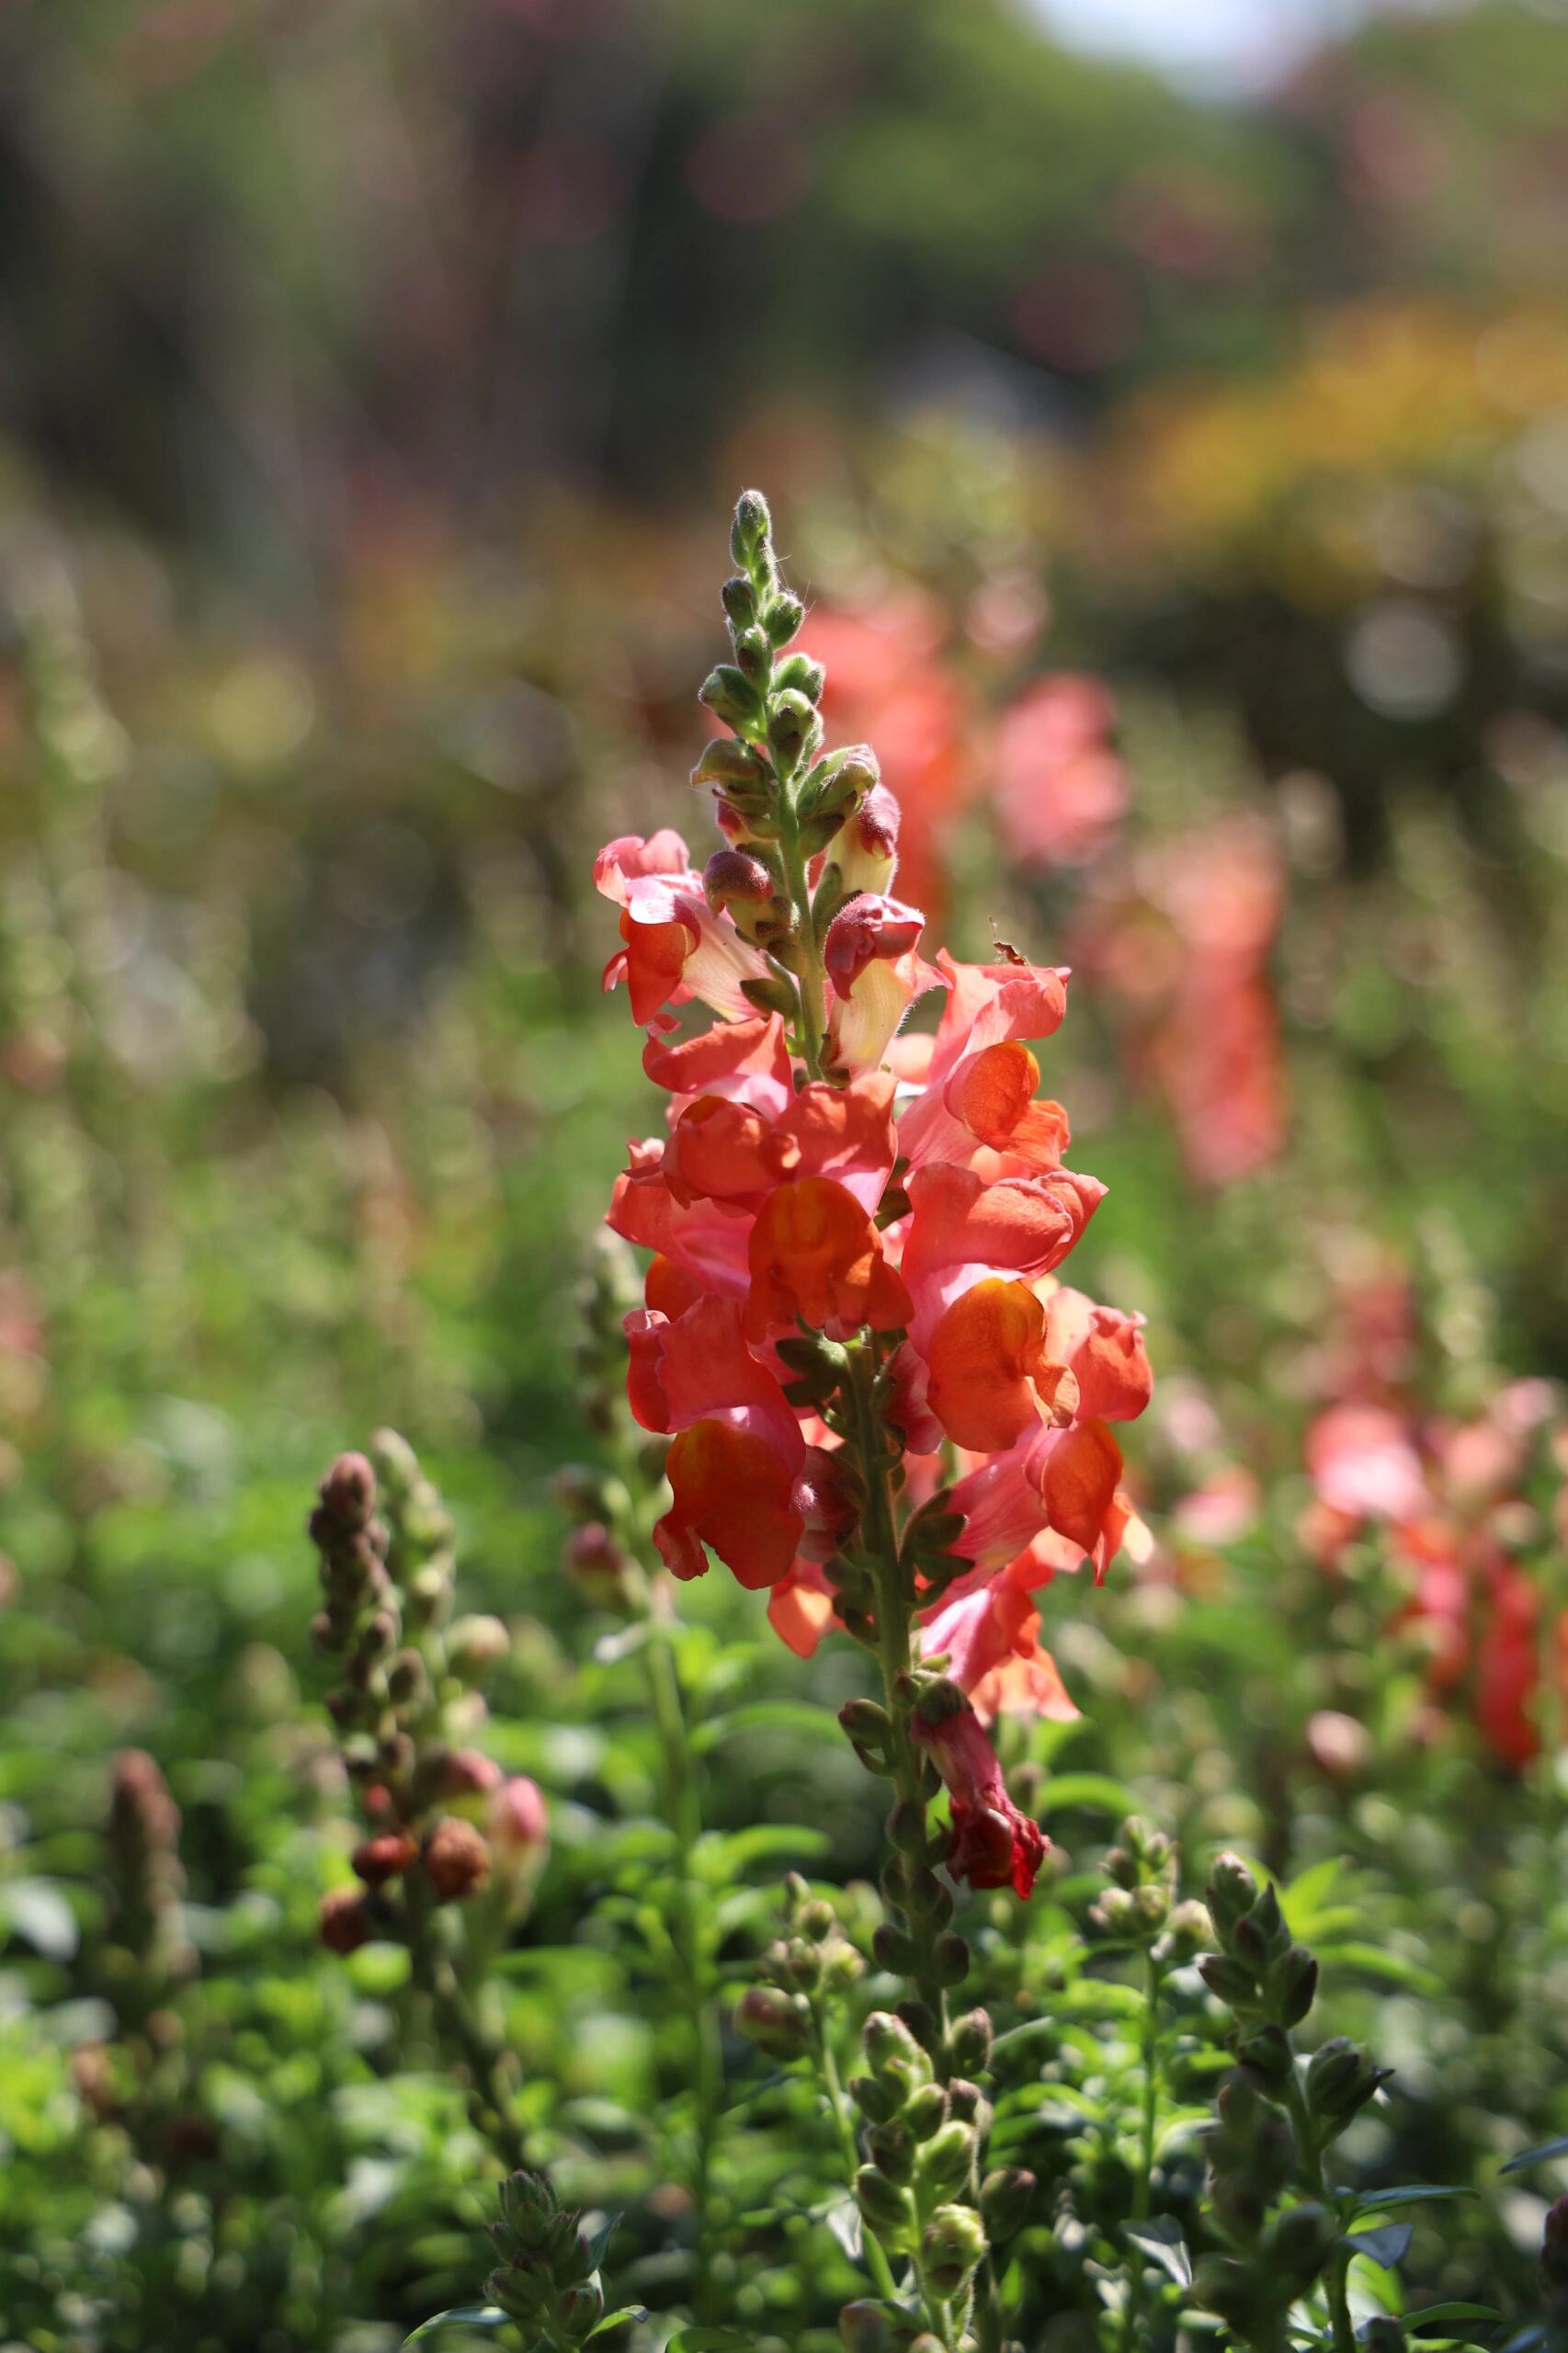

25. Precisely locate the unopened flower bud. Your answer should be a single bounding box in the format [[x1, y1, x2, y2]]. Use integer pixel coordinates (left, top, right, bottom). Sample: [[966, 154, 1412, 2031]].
[[947, 2008, 993, 2075], [980, 2165, 1035, 2240], [1266, 2200, 1338, 2286], [1207, 1852, 1257, 1938], [443, 1747, 503, 1800], [489, 1776, 550, 1882], [447, 1614, 510, 1682], [854, 2164, 914, 2239], [920, 2202, 986, 2295], [867, 2121, 915, 2185], [735, 1985, 811, 2059], [563, 1521, 634, 1611], [423, 1815, 491, 1902], [902, 2083, 949, 2142], [319, 1886, 372, 1954], [919, 2120, 976, 2195], [1159, 1898, 1213, 1962], [838, 2301, 920, 2352], [351, 1831, 418, 1887]]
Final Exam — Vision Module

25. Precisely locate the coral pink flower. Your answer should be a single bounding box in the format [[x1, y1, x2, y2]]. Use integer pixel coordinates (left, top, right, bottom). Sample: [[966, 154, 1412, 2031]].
[[596, 832, 770, 1024], [993, 675, 1128, 869]]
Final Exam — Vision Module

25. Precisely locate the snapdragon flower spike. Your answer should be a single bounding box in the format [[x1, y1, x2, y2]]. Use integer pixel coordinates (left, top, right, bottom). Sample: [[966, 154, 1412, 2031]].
[[596, 491, 1153, 1862]]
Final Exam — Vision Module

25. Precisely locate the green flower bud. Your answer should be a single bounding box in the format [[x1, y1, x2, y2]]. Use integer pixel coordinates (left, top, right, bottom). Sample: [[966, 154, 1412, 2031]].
[[979, 2166, 1035, 2240], [855, 2164, 915, 2240], [872, 1922, 916, 1975], [1206, 1852, 1258, 1938], [1159, 1898, 1213, 1963], [774, 652, 826, 702], [865, 2010, 927, 2084], [947, 2008, 993, 2075], [920, 2202, 987, 2295], [918, 2120, 977, 2195], [1234, 2023, 1293, 2087], [868, 2121, 915, 2185], [1269, 1944, 1319, 2029], [765, 592, 805, 647], [1265, 2200, 1339, 2288], [446, 1613, 510, 1682], [902, 2083, 949, 2141], [721, 574, 757, 630], [839, 2302, 922, 2352], [933, 1931, 971, 1988], [731, 489, 771, 567]]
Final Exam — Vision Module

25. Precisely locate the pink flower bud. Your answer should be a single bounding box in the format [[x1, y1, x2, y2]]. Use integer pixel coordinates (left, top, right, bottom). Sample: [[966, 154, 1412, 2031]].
[[488, 1775, 550, 1881]]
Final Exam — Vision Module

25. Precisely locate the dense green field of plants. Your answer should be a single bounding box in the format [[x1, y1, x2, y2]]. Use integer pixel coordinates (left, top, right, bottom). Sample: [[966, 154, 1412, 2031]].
[[4, 5, 1568, 2350]]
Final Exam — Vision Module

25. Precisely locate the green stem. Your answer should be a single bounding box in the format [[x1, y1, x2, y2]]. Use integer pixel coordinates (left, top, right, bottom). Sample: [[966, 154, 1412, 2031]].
[[1119, 1950, 1164, 2353], [818, 2017, 899, 2302], [778, 805, 828, 1082], [403, 1876, 529, 2175], [846, 1344, 950, 2055], [637, 1576, 723, 2323]]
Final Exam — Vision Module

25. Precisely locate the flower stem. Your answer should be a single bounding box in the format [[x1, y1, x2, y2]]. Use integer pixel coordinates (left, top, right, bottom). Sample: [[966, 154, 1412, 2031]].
[[818, 2018, 900, 2302], [1119, 1949, 1165, 2353], [402, 1873, 529, 2175], [778, 801, 828, 1082], [633, 1569, 724, 2320], [845, 1343, 951, 2060]]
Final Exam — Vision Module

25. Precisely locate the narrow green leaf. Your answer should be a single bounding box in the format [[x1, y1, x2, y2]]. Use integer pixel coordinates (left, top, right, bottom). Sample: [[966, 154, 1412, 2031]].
[[1406, 2307, 1502, 2329], [403, 2309, 513, 2346], [1353, 2188, 1478, 2211], [587, 2311, 649, 2337], [1501, 2132, 1568, 2176]]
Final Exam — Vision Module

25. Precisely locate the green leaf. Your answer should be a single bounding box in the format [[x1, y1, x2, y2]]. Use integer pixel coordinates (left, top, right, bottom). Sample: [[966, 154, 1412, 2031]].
[[1346, 2222, 1413, 2269], [1125, 2216, 1191, 2286], [699, 1824, 831, 1877], [1038, 1773, 1139, 1816], [1325, 1942, 1440, 1996], [1405, 2308, 1502, 2330], [1353, 2188, 1478, 2211], [690, 1702, 845, 1755], [1501, 2132, 1568, 2176], [403, 2309, 513, 2346], [587, 2311, 649, 2337]]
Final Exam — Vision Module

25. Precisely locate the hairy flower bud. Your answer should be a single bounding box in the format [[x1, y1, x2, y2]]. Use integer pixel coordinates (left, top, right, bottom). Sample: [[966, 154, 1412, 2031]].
[[423, 1815, 492, 1902], [920, 2203, 986, 2295]]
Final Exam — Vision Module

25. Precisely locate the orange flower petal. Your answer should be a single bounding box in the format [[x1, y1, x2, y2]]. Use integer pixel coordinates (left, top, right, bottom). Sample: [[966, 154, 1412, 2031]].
[[656, 1420, 803, 1590], [926, 1278, 1051, 1452], [745, 1175, 910, 1338], [1043, 1418, 1123, 1555]]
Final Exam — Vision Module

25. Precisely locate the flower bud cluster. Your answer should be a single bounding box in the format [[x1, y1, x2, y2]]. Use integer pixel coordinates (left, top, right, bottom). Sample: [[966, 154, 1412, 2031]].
[[736, 1871, 864, 2062], [849, 2010, 995, 2316], [308, 1433, 546, 1952], [1089, 1816, 1208, 1964], [1192, 2074, 1338, 2333], [103, 1747, 196, 2012], [1193, 1851, 1393, 2335], [485, 2167, 630, 2351]]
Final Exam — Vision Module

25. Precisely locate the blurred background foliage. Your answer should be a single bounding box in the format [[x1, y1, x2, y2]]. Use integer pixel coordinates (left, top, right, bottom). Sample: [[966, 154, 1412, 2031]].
[[4, 2, 1568, 2347]]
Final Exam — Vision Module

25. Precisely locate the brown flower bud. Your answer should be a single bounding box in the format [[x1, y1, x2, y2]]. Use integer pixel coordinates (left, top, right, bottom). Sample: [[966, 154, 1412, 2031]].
[[351, 1831, 418, 1887], [319, 1886, 372, 1954], [423, 1816, 492, 1902]]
